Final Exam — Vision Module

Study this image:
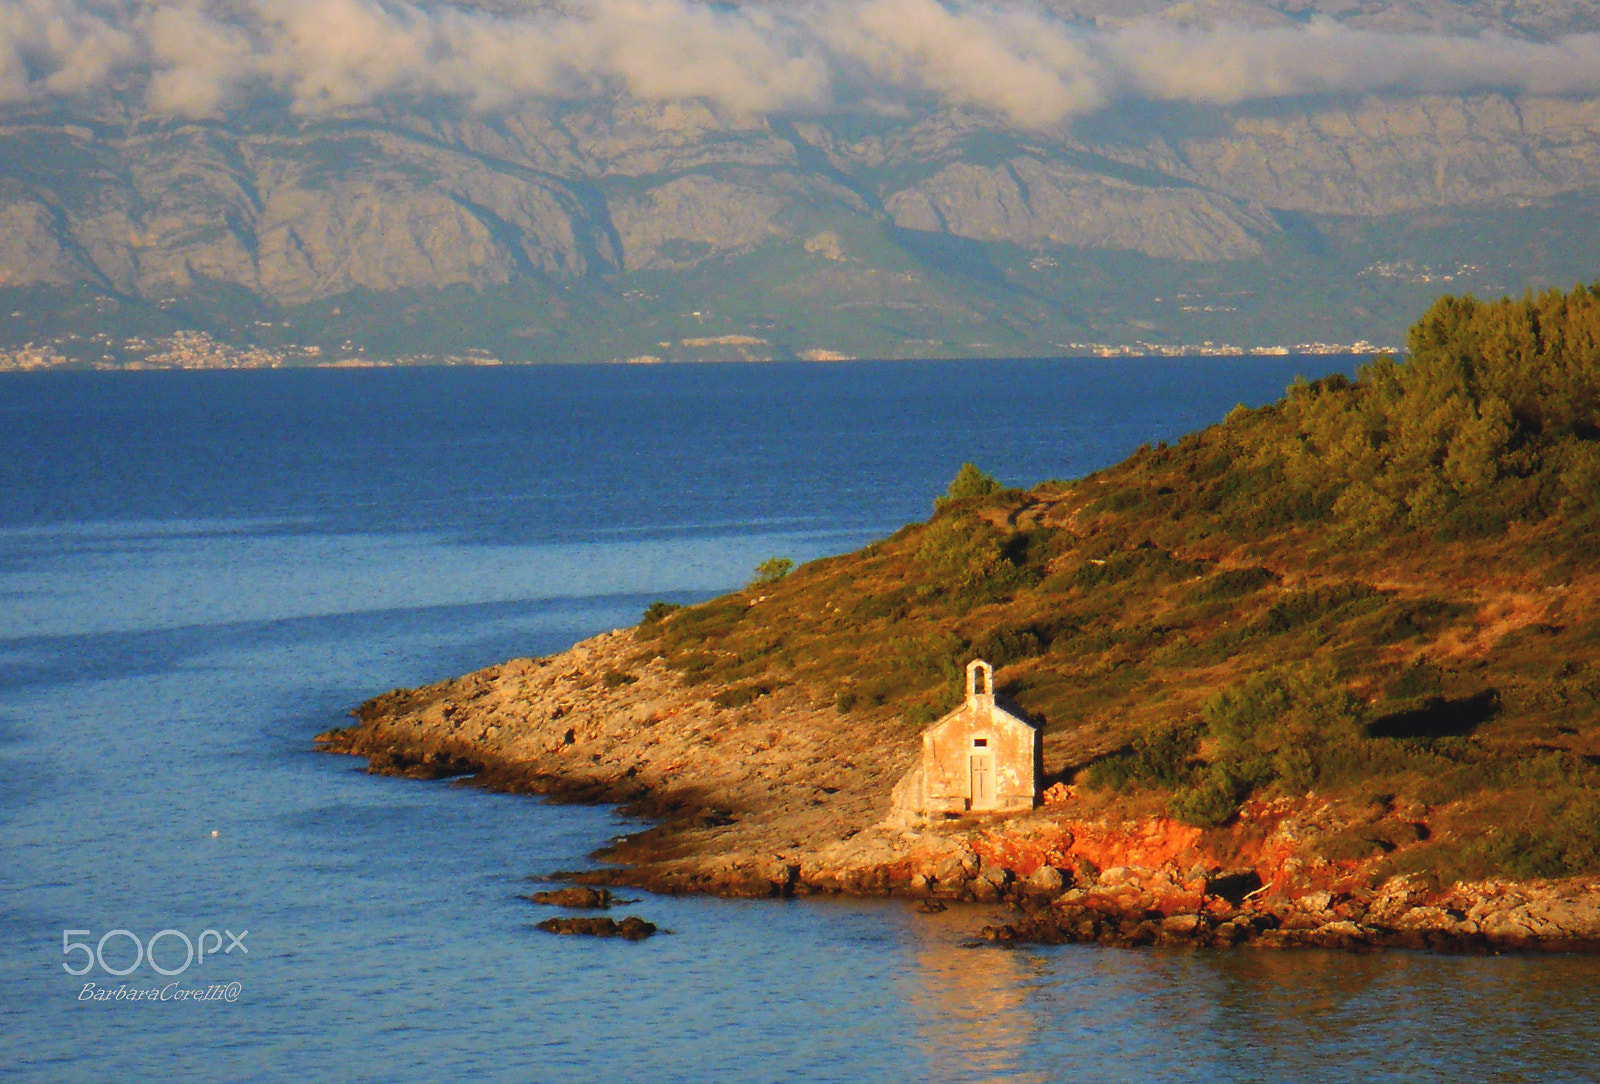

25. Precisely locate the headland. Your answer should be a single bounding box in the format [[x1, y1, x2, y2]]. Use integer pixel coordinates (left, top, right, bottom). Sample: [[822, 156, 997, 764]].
[[320, 285, 1600, 951]]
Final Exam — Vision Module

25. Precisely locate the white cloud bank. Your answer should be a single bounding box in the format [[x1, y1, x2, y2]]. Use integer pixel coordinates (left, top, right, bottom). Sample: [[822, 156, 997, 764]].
[[3, 0, 1600, 127]]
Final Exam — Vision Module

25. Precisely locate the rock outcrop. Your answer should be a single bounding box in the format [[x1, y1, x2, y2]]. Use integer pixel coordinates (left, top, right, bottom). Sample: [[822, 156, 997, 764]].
[[885, 158, 1275, 261]]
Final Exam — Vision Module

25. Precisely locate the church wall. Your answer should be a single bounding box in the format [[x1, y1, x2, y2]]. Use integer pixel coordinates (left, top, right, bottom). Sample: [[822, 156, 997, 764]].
[[921, 705, 1037, 815]]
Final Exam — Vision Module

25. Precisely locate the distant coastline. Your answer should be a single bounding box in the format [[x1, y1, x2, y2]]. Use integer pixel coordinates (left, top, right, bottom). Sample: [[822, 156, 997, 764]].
[[0, 329, 1395, 372]]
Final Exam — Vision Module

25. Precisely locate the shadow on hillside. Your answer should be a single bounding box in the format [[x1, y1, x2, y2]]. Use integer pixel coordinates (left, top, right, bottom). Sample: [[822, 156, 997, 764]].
[[1367, 690, 1500, 740], [887, 226, 1008, 285], [1044, 743, 1131, 789]]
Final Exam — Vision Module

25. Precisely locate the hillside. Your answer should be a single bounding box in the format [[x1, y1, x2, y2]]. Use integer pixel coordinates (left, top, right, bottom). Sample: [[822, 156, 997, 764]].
[[632, 283, 1600, 882], [321, 285, 1600, 948]]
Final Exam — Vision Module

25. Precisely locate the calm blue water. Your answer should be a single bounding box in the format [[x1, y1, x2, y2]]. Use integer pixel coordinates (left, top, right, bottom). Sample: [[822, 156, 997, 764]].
[[2, 359, 1597, 1083]]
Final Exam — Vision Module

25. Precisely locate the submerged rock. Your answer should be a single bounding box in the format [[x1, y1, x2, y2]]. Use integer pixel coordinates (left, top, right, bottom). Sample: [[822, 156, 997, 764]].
[[535, 915, 657, 940], [523, 887, 614, 909]]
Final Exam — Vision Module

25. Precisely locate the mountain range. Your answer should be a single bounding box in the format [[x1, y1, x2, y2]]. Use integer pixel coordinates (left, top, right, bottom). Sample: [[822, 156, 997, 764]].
[[3, 0, 1600, 362]]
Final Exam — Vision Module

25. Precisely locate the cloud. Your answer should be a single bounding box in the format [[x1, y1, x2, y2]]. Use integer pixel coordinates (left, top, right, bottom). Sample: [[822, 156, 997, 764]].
[[143, 4, 259, 115], [1107, 17, 1600, 105], [0, 0, 138, 102], [2, 0, 1600, 127], [825, 0, 1112, 126]]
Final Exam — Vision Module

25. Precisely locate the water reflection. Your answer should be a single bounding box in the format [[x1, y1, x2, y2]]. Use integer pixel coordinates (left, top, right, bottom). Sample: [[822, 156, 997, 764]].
[[1192, 950, 1600, 1083], [900, 904, 1049, 1084], [891, 906, 1600, 1084]]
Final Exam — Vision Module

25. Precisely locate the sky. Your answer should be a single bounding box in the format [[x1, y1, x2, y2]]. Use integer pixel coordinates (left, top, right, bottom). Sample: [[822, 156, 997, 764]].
[[4, 0, 1600, 129]]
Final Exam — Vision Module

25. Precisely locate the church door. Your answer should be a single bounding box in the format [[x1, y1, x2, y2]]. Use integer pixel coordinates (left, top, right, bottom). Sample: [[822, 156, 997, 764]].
[[969, 753, 995, 810]]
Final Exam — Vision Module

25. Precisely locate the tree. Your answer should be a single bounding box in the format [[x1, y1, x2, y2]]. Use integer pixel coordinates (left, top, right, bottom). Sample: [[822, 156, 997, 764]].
[[936, 462, 1002, 509]]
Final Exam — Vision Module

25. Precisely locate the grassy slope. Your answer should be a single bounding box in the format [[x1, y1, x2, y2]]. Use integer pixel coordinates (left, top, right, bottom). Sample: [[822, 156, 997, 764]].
[[633, 285, 1600, 885]]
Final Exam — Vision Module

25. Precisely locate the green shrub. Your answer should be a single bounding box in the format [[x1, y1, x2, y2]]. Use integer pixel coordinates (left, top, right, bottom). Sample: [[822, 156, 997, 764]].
[[1385, 661, 1445, 702], [850, 589, 912, 621], [1089, 487, 1148, 514], [1203, 671, 1294, 748], [936, 462, 1003, 508], [1087, 723, 1199, 790], [915, 519, 1035, 604], [664, 599, 747, 645], [751, 557, 794, 586], [641, 600, 682, 625], [1369, 599, 1467, 644], [858, 675, 896, 707], [1427, 792, 1600, 881], [1252, 583, 1385, 636], [1320, 826, 1396, 862], [1196, 665, 1368, 797], [673, 651, 718, 685], [1257, 285, 1600, 540], [1169, 765, 1250, 827]]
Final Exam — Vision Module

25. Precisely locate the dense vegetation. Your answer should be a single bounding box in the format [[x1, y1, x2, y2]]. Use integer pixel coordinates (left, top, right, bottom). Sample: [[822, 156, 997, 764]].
[[633, 285, 1600, 884]]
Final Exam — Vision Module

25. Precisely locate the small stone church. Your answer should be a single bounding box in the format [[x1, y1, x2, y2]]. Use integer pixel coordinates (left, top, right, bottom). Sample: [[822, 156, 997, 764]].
[[889, 660, 1042, 824]]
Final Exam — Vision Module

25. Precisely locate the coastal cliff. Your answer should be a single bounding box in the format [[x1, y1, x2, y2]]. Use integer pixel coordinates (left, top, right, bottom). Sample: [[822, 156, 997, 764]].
[[320, 286, 1600, 950]]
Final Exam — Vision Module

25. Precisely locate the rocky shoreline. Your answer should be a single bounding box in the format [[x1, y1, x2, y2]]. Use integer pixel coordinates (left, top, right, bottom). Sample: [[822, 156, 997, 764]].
[[318, 627, 1600, 954], [978, 873, 1600, 954]]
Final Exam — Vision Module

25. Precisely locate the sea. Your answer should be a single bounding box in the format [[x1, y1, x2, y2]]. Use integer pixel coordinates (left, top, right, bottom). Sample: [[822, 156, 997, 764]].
[[2, 359, 1597, 1083]]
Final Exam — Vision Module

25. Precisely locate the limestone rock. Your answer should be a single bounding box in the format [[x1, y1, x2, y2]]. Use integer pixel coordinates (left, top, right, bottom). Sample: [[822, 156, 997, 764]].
[[1025, 866, 1066, 895], [977, 863, 1011, 889], [610, 174, 788, 271], [0, 199, 88, 287], [886, 157, 1276, 261], [1160, 913, 1204, 937]]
